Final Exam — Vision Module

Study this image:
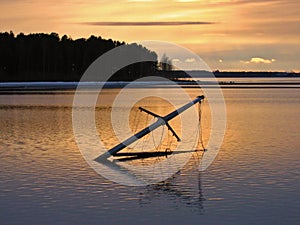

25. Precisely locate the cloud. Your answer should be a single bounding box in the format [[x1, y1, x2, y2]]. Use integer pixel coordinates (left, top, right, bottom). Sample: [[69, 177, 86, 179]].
[[251, 57, 276, 63], [241, 57, 276, 64], [81, 21, 215, 26], [127, 0, 155, 2], [185, 58, 196, 63]]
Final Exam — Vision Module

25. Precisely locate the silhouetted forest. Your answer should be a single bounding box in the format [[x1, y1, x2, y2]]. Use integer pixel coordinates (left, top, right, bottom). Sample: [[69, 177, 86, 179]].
[[1, 32, 298, 82], [0, 31, 158, 81]]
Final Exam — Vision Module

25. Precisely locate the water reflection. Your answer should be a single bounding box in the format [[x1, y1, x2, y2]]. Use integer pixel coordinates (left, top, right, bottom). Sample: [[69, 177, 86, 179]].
[[0, 88, 299, 224], [139, 151, 206, 213]]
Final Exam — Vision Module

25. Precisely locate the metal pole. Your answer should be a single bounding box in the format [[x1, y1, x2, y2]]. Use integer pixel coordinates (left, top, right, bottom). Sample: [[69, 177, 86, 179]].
[[94, 95, 204, 161]]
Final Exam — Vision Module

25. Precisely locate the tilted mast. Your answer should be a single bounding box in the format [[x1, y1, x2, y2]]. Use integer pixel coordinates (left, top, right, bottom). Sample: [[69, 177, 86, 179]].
[[95, 95, 204, 161]]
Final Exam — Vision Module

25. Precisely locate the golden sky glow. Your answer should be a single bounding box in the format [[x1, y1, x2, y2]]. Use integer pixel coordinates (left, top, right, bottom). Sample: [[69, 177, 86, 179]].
[[1, 0, 299, 71]]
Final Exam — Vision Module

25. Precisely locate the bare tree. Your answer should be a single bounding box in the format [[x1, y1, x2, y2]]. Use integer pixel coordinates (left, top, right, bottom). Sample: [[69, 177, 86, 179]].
[[159, 53, 173, 71]]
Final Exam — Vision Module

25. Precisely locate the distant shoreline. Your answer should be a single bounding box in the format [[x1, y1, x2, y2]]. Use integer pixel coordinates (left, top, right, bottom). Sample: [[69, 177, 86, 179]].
[[159, 70, 300, 79], [1, 71, 300, 83], [0, 79, 300, 94]]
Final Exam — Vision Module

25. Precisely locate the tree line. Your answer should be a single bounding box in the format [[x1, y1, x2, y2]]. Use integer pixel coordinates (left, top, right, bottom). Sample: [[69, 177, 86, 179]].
[[0, 31, 159, 81]]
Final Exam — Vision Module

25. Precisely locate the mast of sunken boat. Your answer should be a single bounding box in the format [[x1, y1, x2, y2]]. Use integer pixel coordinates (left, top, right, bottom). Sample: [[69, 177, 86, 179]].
[[95, 95, 204, 161]]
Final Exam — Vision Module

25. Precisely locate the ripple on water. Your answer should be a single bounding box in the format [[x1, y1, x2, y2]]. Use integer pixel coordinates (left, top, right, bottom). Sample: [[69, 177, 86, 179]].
[[0, 89, 300, 225]]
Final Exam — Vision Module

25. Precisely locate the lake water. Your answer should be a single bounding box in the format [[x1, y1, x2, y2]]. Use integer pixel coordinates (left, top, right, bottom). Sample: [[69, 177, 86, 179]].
[[0, 86, 299, 225]]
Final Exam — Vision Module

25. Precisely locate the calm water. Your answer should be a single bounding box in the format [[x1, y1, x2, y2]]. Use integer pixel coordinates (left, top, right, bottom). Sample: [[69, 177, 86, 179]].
[[0, 87, 299, 225]]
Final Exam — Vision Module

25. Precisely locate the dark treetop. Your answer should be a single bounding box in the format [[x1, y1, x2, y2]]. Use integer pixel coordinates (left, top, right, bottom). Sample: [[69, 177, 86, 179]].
[[0, 32, 158, 82]]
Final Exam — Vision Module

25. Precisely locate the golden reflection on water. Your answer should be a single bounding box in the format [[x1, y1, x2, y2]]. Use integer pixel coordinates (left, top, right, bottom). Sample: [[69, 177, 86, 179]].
[[0, 89, 211, 183], [0, 88, 299, 224], [0, 106, 84, 180]]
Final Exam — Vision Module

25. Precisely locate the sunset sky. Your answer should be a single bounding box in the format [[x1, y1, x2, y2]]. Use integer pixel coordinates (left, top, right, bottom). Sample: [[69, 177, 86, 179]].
[[1, 0, 299, 71]]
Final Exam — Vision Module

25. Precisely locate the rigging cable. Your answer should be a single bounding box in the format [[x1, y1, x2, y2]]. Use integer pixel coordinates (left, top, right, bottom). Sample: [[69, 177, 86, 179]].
[[127, 108, 142, 151], [151, 122, 165, 151], [197, 100, 207, 151]]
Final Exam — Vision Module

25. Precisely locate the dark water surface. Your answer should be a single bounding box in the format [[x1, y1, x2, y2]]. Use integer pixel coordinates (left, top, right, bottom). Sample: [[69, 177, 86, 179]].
[[0, 88, 299, 225]]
